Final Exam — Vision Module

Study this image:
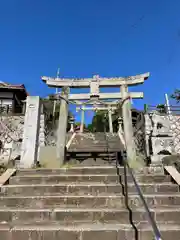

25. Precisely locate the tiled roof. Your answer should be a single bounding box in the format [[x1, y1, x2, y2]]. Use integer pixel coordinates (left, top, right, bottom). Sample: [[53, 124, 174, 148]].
[[0, 81, 24, 89], [0, 81, 29, 95]]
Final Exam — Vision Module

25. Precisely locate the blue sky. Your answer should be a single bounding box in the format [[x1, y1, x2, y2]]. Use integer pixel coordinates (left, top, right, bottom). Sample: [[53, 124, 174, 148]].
[[0, 0, 180, 124]]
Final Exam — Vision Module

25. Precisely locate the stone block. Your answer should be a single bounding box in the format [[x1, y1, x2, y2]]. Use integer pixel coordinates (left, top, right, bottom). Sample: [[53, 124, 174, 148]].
[[151, 137, 174, 155], [39, 146, 60, 168], [20, 96, 41, 168], [81, 230, 117, 240]]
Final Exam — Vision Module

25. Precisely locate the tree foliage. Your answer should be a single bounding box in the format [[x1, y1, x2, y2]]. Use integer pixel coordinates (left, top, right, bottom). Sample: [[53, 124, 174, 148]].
[[171, 89, 180, 103], [86, 111, 107, 132], [87, 110, 120, 132], [156, 104, 166, 113]]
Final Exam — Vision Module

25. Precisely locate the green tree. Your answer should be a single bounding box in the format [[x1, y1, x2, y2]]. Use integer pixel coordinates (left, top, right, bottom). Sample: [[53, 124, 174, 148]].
[[90, 111, 109, 132], [156, 104, 166, 113], [87, 123, 93, 132], [74, 122, 86, 130]]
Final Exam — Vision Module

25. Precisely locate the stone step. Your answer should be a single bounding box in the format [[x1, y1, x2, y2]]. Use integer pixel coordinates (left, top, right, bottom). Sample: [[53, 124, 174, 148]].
[[134, 222, 180, 240], [9, 174, 171, 185], [0, 222, 134, 240], [1, 194, 180, 208], [15, 166, 165, 175], [1, 183, 179, 196], [66, 160, 118, 166], [0, 207, 180, 224], [0, 222, 180, 240], [67, 153, 117, 157], [67, 149, 119, 153], [70, 146, 119, 149], [0, 208, 129, 224], [16, 167, 124, 175]]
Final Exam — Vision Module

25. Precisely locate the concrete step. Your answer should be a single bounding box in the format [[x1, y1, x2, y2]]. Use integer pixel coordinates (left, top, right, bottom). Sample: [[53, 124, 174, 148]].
[[0, 207, 180, 224], [67, 153, 117, 158], [0, 208, 130, 224], [16, 167, 123, 175], [1, 183, 179, 196], [1, 194, 180, 208], [15, 166, 164, 176], [0, 222, 134, 240], [9, 174, 171, 185], [0, 195, 125, 208], [134, 222, 180, 240], [68, 149, 120, 152], [0, 222, 180, 240], [66, 159, 118, 166]]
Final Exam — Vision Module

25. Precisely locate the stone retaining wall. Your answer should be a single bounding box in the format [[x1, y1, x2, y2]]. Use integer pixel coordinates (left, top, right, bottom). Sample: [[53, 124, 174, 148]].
[[0, 114, 46, 165]]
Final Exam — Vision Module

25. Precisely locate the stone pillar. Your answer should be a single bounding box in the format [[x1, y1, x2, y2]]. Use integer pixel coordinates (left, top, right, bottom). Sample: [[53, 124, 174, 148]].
[[69, 117, 74, 133], [56, 87, 69, 165], [108, 107, 113, 133], [38, 103, 46, 147], [80, 106, 85, 133], [165, 93, 171, 115], [20, 96, 41, 168], [121, 85, 136, 164]]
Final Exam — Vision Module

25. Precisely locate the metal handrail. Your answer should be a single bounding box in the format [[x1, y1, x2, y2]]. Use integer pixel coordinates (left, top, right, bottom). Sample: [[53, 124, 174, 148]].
[[122, 156, 162, 240], [144, 105, 180, 115]]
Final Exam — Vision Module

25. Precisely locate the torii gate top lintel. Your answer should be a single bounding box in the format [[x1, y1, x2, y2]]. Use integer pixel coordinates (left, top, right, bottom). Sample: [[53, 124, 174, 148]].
[[41, 72, 150, 88]]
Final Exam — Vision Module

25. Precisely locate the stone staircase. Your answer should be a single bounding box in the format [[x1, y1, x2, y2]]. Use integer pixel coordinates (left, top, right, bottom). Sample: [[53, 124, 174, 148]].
[[66, 133, 122, 165], [67, 133, 123, 153], [0, 166, 180, 239]]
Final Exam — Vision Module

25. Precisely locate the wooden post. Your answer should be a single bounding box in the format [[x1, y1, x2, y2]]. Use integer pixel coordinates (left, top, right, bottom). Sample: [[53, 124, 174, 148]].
[[108, 107, 113, 133], [121, 85, 136, 163], [56, 87, 69, 165]]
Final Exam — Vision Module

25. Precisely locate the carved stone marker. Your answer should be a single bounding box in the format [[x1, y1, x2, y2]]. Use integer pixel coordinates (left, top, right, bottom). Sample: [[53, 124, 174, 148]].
[[20, 96, 41, 168]]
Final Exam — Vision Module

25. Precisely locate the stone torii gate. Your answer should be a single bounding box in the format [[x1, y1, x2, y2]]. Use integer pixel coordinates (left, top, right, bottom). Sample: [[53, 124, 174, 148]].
[[42, 73, 149, 165], [76, 104, 118, 133]]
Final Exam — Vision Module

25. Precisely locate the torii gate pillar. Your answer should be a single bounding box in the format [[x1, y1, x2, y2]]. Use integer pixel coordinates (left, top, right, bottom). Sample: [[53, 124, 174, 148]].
[[80, 105, 85, 133], [121, 85, 136, 164], [108, 107, 113, 133], [56, 87, 69, 165]]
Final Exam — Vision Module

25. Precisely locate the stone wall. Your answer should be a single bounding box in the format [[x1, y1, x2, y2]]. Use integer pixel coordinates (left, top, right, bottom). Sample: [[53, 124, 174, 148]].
[[0, 115, 24, 164], [0, 113, 46, 166], [169, 115, 180, 153], [133, 112, 146, 158]]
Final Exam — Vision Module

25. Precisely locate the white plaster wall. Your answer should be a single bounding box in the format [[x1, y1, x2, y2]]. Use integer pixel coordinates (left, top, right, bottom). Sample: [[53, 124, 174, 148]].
[[0, 99, 12, 105]]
